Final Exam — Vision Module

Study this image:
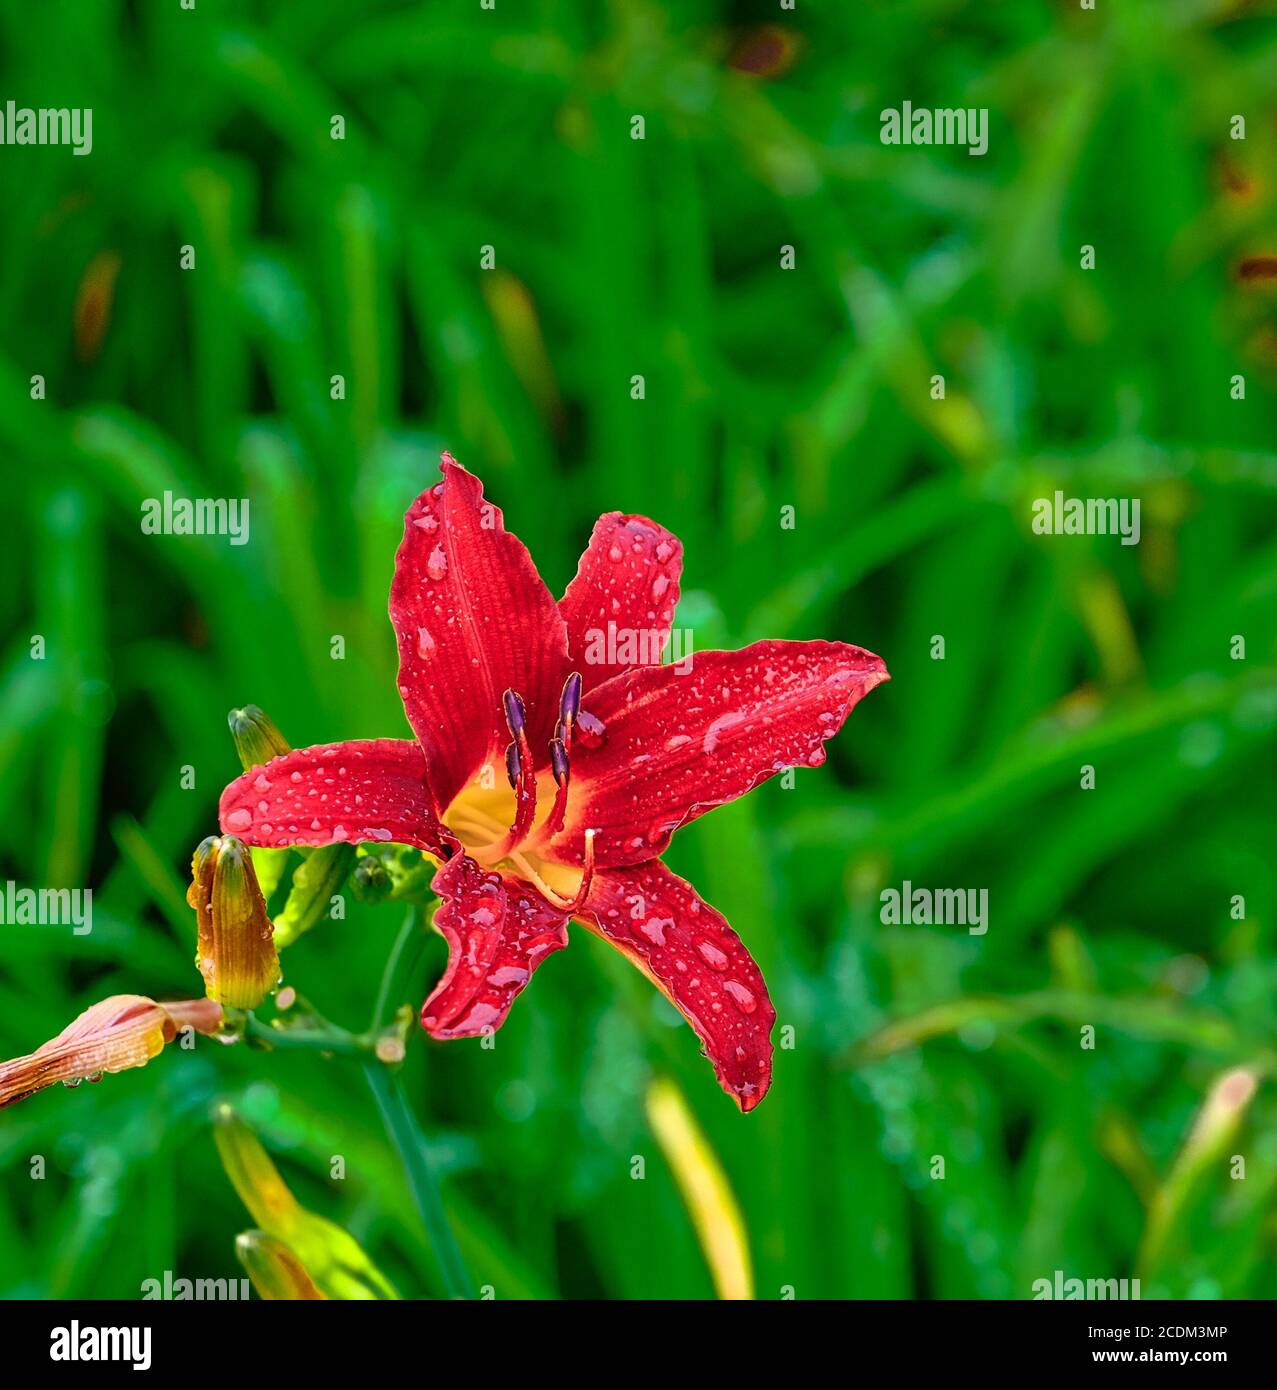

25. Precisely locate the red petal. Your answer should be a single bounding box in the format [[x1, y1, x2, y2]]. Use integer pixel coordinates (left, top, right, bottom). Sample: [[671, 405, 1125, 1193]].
[[581, 862, 775, 1111], [421, 853, 569, 1039], [389, 454, 570, 808], [559, 513, 684, 692], [552, 640, 888, 867], [218, 739, 445, 851]]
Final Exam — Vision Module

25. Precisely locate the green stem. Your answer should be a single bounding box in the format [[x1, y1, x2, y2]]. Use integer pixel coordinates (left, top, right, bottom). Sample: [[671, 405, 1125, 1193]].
[[365, 1063, 473, 1300], [244, 1012, 372, 1055], [371, 905, 421, 1031]]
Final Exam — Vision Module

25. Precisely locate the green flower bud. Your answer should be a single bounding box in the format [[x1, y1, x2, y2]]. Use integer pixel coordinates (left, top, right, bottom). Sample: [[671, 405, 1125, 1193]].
[[215, 1106, 398, 1300], [273, 843, 357, 949], [228, 704, 291, 772], [226, 708, 293, 902], [251, 845, 290, 903], [235, 1231, 327, 1301], [351, 844, 433, 905], [352, 851, 393, 904]]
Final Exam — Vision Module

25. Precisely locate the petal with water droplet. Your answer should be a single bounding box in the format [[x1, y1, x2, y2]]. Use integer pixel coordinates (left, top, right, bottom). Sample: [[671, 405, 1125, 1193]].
[[390, 454, 571, 807], [580, 862, 775, 1112], [219, 740, 446, 852], [549, 640, 889, 867], [559, 512, 683, 691], [421, 854, 570, 1040]]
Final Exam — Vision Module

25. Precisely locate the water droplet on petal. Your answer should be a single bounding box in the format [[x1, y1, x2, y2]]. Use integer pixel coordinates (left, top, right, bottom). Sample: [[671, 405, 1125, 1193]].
[[225, 808, 252, 832], [634, 918, 667, 947], [696, 940, 729, 971], [646, 820, 677, 845], [575, 710, 607, 748], [723, 979, 757, 1013], [426, 544, 448, 580], [703, 711, 746, 754], [417, 626, 435, 657]]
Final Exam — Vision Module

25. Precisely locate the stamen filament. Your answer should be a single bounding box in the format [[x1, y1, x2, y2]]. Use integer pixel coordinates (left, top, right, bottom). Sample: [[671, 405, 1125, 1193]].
[[542, 773, 571, 840], [506, 828, 595, 913], [443, 685, 592, 899], [505, 850, 570, 906], [487, 725, 537, 861], [562, 829, 596, 912]]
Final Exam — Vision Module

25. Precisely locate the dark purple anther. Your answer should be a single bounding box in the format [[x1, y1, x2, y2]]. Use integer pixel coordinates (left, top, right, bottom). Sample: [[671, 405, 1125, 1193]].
[[504, 740, 521, 789], [560, 671, 582, 726], [549, 738, 570, 787], [503, 689, 525, 737]]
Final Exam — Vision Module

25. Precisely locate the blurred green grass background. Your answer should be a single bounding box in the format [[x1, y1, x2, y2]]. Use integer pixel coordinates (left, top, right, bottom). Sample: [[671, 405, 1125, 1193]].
[[3, 0, 1277, 1299]]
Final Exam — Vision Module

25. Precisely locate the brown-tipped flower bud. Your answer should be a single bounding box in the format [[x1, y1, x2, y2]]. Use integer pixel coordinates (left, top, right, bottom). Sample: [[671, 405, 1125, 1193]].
[[228, 705, 291, 772], [188, 836, 280, 1010]]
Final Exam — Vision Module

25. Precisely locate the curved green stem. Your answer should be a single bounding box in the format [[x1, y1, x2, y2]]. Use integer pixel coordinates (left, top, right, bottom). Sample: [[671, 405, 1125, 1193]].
[[371, 905, 423, 1031], [365, 1063, 473, 1300], [244, 1011, 373, 1055]]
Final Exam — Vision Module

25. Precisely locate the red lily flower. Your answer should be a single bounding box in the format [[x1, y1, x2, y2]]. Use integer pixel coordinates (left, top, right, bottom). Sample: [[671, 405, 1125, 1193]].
[[220, 454, 887, 1110]]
